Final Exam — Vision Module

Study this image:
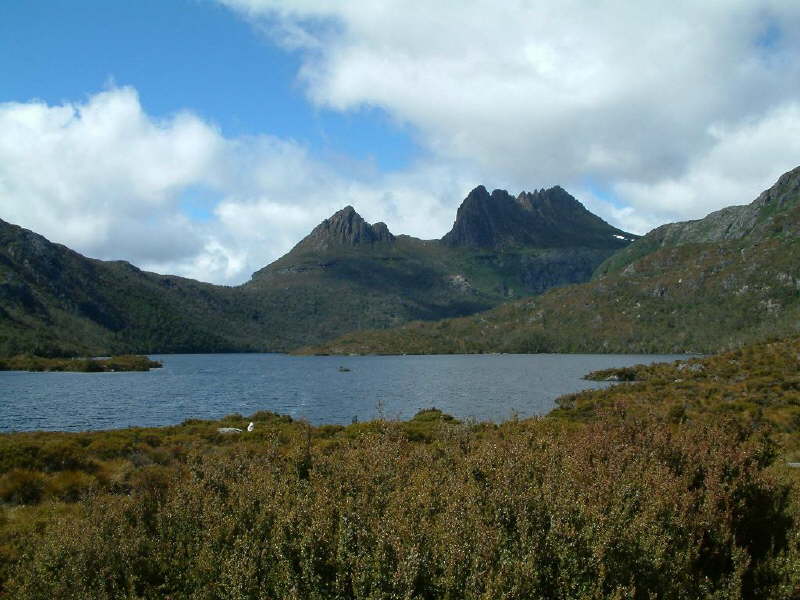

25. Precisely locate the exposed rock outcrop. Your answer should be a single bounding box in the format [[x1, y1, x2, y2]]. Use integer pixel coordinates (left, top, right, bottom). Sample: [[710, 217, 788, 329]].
[[442, 185, 637, 249], [291, 206, 395, 252]]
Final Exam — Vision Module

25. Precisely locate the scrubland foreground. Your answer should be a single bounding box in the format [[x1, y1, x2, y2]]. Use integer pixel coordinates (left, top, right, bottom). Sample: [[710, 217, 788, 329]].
[[3, 340, 800, 598]]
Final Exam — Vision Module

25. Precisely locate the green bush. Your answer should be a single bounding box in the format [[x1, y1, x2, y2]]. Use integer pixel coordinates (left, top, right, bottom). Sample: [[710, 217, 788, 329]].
[[46, 471, 96, 502], [85, 436, 132, 460], [40, 440, 94, 472], [127, 464, 173, 501], [0, 470, 47, 505]]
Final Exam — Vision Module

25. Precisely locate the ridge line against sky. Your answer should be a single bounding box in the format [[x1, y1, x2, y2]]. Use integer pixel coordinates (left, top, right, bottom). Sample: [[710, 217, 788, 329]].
[[0, 0, 799, 284]]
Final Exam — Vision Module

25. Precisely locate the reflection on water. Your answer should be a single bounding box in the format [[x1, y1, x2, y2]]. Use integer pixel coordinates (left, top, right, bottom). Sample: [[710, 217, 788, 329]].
[[0, 352, 688, 432]]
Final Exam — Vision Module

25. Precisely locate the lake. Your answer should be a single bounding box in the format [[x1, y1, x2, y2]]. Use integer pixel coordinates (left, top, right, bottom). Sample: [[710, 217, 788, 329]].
[[0, 352, 688, 432]]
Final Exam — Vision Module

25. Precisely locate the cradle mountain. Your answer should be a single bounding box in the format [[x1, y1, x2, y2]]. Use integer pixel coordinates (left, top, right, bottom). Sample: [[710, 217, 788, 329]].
[[0, 185, 635, 356], [304, 165, 800, 355]]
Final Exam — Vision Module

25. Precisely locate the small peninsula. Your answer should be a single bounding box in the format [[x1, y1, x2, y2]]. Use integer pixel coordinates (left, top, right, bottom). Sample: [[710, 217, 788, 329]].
[[0, 354, 162, 373]]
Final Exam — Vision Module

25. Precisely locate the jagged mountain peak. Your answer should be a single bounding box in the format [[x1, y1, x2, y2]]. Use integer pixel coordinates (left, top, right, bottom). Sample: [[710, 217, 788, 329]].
[[442, 184, 636, 250], [516, 186, 581, 210], [290, 206, 395, 253], [467, 184, 489, 196]]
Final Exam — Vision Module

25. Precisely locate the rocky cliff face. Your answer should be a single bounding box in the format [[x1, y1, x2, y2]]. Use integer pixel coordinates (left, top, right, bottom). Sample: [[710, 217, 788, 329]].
[[440, 186, 525, 248], [442, 185, 637, 249]]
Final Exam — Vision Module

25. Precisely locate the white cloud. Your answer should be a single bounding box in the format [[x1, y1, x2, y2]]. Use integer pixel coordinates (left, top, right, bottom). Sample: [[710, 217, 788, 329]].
[[220, 0, 800, 227], [613, 103, 800, 226], [0, 87, 477, 284], [5, 2, 800, 284], [0, 88, 227, 273]]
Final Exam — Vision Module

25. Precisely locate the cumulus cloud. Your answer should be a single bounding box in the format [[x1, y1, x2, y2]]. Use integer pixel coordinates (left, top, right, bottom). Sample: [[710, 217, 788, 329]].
[[220, 0, 800, 224], [613, 103, 800, 226], [0, 87, 476, 284], [0, 87, 226, 276]]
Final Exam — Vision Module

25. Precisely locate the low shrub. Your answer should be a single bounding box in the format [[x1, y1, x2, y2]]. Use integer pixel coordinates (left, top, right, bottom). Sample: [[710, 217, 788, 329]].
[[0, 354, 161, 372], [85, 436, 132, 460], [40, 439, 94, 472], [127, 465, 173, 502], [0, 470, 47, 505], [46, 471, 96, 502]]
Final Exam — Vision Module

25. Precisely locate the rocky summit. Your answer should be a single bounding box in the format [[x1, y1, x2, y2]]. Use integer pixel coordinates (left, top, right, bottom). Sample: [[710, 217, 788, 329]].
[[290, 206, 395, 252], [442, 185, 636, 250]]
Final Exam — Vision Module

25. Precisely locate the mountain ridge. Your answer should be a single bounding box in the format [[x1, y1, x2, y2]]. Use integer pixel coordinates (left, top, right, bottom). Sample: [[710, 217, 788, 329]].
[[0, 184, 634, 356], [596, 165, 800, 277], [298, 165, 800, 356]]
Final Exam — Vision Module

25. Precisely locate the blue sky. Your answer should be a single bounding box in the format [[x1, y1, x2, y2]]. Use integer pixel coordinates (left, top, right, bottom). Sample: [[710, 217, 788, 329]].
[[0, 0, 417, 172], [1, 1, 799, 284]]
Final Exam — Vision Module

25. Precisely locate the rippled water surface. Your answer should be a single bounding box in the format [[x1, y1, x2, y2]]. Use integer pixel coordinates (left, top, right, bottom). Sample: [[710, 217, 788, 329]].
[[0, 353, 688, 432]]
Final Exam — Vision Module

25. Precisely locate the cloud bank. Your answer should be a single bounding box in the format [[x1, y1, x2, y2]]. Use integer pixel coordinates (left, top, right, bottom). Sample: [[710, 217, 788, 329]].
[[4, 2, 800, 284], [221, 1, 800, 220], [0, 87, 473, 284]]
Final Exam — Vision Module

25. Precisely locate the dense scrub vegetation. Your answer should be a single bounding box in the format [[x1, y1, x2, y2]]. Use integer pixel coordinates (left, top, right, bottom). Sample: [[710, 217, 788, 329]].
[[2, 411, 799, 598], [558, 337, 800, 458], [298, 235, 800, 356], [5, 333, 800, 597], [0, 354, 161, 372]]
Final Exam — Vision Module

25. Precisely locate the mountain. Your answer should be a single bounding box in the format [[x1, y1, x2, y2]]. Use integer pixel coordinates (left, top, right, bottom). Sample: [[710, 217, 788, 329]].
[[0, 218, 263, 356], [286, 206, 395, 251], [0, 186, 635, 356], [595, 166, 800, 277], [299, 165, 800, 356], [442, 185, 635, 249]]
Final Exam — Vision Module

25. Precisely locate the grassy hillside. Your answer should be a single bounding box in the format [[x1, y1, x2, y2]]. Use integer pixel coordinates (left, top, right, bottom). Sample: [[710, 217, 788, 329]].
[[3, 337, 800, 597]]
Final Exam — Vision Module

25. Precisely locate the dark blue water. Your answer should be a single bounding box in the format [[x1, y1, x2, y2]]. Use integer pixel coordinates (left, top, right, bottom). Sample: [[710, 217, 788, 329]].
[[0, 353, 687, 432]]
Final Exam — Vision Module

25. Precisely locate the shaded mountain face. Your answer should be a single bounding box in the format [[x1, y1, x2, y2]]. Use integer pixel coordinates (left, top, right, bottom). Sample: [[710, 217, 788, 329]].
[[0, 183, 637, 356], [442, 185, 637, 249], [0, 218, 253, 356], [298, 164, 800, 356]]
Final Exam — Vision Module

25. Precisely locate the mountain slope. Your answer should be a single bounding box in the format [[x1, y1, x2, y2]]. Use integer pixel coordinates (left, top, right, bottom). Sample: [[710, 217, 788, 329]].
[[596, 166, 800, 277], [0, 186, 634, 356], [299, 165, 800, 355], [0, 218, 262, 356], [243, 191, 636, 347]]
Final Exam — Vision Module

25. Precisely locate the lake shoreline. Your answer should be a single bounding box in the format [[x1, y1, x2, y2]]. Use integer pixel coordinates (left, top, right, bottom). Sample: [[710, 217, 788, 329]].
[[1, 352, 690, 433]]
